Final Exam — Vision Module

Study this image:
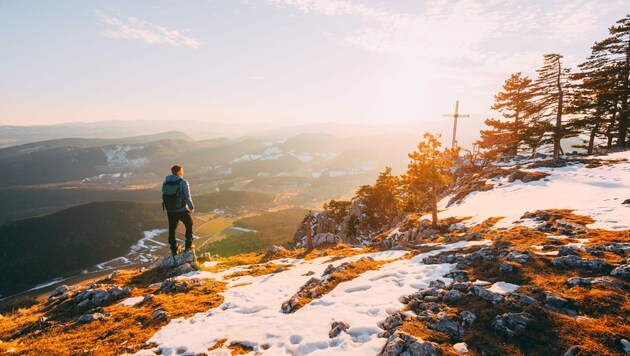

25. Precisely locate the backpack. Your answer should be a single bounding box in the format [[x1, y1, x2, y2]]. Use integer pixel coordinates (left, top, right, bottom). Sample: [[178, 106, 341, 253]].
[[162, 178, 185, 211]]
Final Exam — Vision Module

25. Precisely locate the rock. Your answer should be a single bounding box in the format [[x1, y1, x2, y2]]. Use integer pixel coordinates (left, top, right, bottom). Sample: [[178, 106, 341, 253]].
[[159, 278, 202, 293], [492, 312, 532, 337], [611, 264, 630, 279], [282, 297, 299, 314], [623, 199, 630, 205], [77, 313, 106, 324], [472, 286, 503, 304], [313, 233, 342, 246], [168, 263, 195, 277], [621, 339, 630, 353], [304, 271, 315, 276], [329, 321, 350, 338], [428, 312, 463, 339], [442, 290, 462, 304], [567, 276, 621, 288], [452, 282, 470, 292], [142, 294, 155, 304], [563, 346, 580, 356], [380, 330, 441, 356], [453, 342, 468, 354], [559, 246, 580, 256], [322, 264, 336, 276], [151, 309, 169, 322], [551, 255, 612, 271], [381, 312, 407, 331], [159, 250, 197, 269], [460, 311, 476, 326], [268, 245, 286, 253], [507, 293, 540, 306], [444, 270, 469, 282], [506, 251, 530, 264], [542, 291, 576, 315], [499, 263, 515, 273], [429, 279, 447, 289]]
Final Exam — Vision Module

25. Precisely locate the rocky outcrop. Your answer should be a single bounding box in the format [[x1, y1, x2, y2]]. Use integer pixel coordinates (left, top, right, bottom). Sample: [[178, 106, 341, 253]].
[[551, 255, 611, 271], [48, 284, 131, 308], [380, 330, 441, 356], [329, 321, 350, 338], [492, 312, 532, 337]]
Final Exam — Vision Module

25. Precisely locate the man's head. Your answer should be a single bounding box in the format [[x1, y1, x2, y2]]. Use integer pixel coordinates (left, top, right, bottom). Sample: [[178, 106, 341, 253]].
[[171, 164, 184, 177]]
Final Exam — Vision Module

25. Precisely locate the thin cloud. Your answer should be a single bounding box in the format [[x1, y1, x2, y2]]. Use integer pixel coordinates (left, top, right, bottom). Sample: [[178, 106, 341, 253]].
[[263, 0, 625, 75], [96, 11, 200, 49]]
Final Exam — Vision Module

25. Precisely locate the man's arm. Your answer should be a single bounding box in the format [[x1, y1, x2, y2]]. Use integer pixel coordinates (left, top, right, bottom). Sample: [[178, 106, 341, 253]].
[[181, 180, 195, 212]]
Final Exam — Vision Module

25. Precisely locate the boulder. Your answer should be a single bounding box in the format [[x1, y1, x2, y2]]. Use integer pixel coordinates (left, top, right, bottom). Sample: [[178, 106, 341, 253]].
[[380, 330, 441, 356], [506, 251, 530, 264], [492, 312, 532, 337], [453, 342, 468, 354], [380, 312, 407, 331], [551, 255, 611, 271], [151, 309, 169, 322], [611, 264, 630, 279], [442, 290, 462, 304], [160, 250, 197, 269], [472, 286, 503, 304], [459, 311, 476, 326], [329, 321, 350, 338], [77, 313, 106, 324], [159, 278, 202, 293], [428, 312, 463, 339], [313, 233, 342, 246], [499, 263, 515, 273]]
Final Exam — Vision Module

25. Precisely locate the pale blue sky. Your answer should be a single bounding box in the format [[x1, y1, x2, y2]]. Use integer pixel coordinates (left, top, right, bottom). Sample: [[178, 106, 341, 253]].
[[1, 0, 627, 126]]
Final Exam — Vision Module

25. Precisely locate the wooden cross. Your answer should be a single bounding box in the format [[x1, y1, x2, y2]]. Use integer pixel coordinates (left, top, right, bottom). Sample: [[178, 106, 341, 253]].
[[442, 99, 470, 148]]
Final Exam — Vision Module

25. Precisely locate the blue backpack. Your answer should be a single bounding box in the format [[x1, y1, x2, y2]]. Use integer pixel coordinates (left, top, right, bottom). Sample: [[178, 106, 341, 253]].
[[162, 179, 185, 211]]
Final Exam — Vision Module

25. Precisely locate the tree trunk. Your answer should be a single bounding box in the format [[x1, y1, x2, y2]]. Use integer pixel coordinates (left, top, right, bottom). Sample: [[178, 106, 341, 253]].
[[554, 60, 563, 160], [430, 188, 438, 229], [618, 33, 630, 148], [305, 216, 314, 251], [587, 122, 600, 155]]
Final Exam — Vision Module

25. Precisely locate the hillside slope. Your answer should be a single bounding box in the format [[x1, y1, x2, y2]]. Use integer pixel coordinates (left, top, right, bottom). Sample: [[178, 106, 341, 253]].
[[0, 202, 164, 298], [0, 152, 628, 355]]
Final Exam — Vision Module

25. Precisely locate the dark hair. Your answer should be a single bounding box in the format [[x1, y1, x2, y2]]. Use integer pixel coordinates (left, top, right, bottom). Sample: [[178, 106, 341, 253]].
[[171, 165, 183, 174]]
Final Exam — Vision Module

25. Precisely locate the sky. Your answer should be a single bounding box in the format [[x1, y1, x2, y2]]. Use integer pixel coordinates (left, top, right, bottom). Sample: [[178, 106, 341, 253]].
[[1, 0, 628, 127]]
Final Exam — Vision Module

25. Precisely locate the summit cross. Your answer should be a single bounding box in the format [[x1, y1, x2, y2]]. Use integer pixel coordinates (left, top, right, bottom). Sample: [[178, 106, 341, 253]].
[[442, 100, 470, 148]]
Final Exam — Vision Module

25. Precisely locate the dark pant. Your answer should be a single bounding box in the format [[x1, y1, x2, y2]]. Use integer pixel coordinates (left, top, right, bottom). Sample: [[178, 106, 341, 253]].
[[167, 210, 193, 253]]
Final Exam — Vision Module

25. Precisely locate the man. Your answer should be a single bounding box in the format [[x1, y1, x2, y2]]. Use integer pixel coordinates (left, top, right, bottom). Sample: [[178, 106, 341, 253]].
[[163, 164, 195, 255]]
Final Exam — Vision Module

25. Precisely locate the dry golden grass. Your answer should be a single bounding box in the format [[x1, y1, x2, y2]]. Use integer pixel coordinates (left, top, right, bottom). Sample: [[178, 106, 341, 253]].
[[209, 338, 253, 355], [0, 269, 225, 356]]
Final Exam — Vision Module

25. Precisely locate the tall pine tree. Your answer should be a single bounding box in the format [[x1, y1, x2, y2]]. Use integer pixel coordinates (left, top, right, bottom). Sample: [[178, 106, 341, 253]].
[[534, 53, 571, 160], [589, 15, 630, 148]]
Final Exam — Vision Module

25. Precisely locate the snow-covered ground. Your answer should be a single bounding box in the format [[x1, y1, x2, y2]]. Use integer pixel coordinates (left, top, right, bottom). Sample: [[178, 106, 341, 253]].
[[139, 241, 489, 356], [435, 151, 630, 230], [137, 151, 629, 356]]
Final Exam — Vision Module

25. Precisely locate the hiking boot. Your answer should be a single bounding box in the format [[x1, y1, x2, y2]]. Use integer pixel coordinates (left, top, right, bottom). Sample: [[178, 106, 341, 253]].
[[185, 244, 195, 252], [171, 244, 182, 256]]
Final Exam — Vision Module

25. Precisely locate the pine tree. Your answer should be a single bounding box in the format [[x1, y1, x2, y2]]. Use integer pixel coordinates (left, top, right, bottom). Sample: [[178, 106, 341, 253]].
[[588, 15, 630, 148], [478, 72, 534, 155], [354, 167, 401, 229], [406, 133, 457, 228], [534, 53, 571, 160]]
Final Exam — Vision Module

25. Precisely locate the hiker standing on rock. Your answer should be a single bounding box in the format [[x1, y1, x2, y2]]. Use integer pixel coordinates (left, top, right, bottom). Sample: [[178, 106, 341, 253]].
[[162, 164, 195, 256]]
